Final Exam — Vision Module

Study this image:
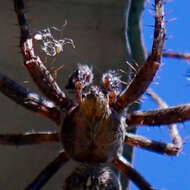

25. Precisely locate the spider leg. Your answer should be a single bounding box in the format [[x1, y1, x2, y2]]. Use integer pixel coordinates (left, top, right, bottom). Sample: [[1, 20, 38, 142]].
[[113, 0, 165, 111], [146, 89, 183, 150], [125, 133, 180, 155], [125, 89, 183, 155], [25, 151, 69, 190], [126, 105, 190, 126], [0, 72, 60, 124], [13, 0, 73, 110], [112, 155, 154, 190], [0, 131, 59, 146], [163, 51, 190, 60]]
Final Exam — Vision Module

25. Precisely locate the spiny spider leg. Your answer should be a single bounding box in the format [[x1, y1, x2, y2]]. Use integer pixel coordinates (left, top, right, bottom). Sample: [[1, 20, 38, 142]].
[[126, 103, 190, 126], [163, 51, 190, 60], [112, 155, 154, 190], [125, 133, 180, 155], [13, 0, 73, 110], [125, 89, 183, 155], [0, 72, 60, 124], [0, 131, 59, 146], [147, 89, 183, 150], [113, 0, 165, 111], [25, 151, 69, 190]]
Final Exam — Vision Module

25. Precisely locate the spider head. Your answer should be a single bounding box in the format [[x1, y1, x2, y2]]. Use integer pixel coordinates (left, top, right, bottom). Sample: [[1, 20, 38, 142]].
[[80, 86, 110, 119]]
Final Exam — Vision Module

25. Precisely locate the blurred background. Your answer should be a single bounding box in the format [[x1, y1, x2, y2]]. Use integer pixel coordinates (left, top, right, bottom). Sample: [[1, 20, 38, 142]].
[[0, 0, 190, 190], [133, 1, 190, 190]]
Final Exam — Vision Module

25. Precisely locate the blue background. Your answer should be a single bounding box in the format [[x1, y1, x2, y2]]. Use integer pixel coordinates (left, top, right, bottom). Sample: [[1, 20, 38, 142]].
[[131, 1, 190, 190]]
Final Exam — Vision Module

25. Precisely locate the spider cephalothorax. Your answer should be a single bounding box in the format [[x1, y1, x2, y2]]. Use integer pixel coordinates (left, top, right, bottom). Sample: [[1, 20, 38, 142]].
[[0, 0, 188, 190], [62, 64, 125, 163], [62, 81, 125, 163]]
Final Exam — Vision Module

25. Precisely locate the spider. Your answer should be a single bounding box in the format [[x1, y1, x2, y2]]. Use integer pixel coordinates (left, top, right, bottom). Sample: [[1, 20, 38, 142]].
[[0, 0, 190, 190]]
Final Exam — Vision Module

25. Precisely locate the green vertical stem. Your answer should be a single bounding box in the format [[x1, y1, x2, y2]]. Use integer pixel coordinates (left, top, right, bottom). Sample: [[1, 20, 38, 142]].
[[123, 0, 146, 189]]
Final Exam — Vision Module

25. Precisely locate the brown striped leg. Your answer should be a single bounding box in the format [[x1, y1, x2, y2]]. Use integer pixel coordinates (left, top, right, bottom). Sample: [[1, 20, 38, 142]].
[[112, 155, 154, 190], [125, 89, 183, 155], [126, 103, 190, 126], [25, 151, 69, 190], [0, 131, 60, 146], [146, 89, 183, 151], [13, 0, 73, 110], [125, 133, 180, 155], [113, 0, 165, 111], [163, 51, 190, 60], [0, 72, 61, 124]]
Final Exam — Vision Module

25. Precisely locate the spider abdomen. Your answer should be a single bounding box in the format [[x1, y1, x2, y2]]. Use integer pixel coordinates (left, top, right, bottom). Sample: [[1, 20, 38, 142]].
[[61, 92, 125, 163]]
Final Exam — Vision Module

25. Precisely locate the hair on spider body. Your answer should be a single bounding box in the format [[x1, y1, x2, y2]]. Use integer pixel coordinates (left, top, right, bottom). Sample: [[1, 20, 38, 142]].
[[62, 66, 126, 163], [63, 164, 121, 190], [62, 84, 125, 163]]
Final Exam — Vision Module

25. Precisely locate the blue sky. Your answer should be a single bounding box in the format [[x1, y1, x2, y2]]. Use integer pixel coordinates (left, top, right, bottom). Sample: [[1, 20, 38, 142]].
[[131, 1, 190, 190]]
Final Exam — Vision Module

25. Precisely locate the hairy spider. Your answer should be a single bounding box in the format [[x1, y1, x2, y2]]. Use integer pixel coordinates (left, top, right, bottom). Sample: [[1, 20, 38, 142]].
[[0, 0, 190, 190]]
